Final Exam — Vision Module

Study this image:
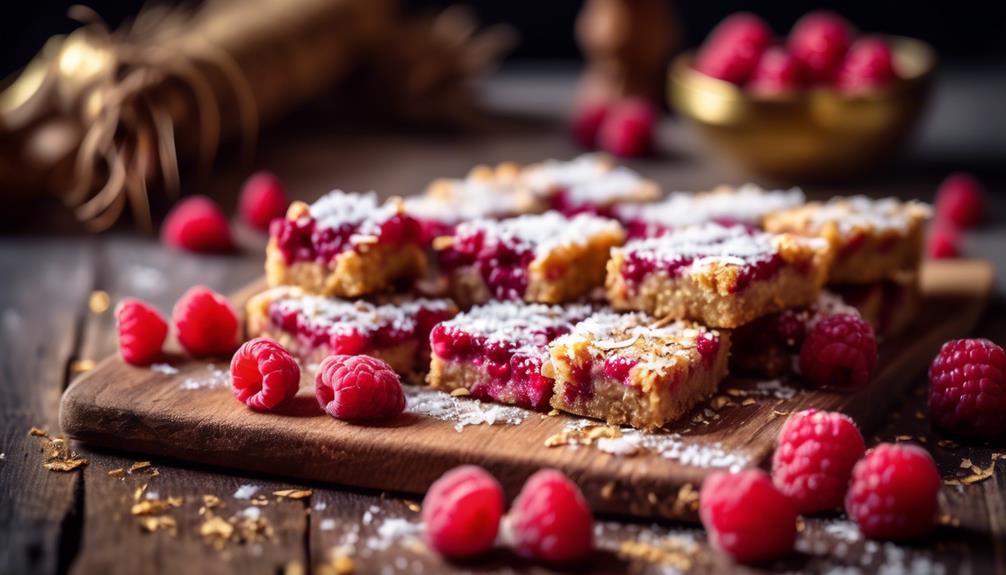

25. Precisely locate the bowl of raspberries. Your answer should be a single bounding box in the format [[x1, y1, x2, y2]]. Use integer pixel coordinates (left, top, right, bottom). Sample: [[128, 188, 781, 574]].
[[669, 11, 935, 181]]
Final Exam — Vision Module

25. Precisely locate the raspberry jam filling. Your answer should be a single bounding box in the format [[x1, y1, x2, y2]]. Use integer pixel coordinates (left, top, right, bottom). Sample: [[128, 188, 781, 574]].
[[439, 212, 622, 300], [271, 191, 422, 265], [267, 292, 456, 359], [430, 302, 593, 410], [617, 224, 787, 294]]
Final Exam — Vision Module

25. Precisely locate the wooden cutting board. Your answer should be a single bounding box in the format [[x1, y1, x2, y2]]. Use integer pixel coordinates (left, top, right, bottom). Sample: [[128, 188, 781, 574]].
[[60, 260, 994, 521]]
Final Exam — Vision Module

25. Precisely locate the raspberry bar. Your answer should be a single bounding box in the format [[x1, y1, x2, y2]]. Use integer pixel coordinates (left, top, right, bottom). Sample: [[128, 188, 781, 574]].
[[764, 196, 931, 284], [427, 301, 594, 410], [436, 212, 625, 306], [405, 162, 541, 243], [605, 223, 832, 328], [730, 292, 860, 377], [615, 184, 805, 238], [545, 311, 729, 430], [246, 286, 457, 379], [267, 191, 427, 297], [520, 154, 659, 216]]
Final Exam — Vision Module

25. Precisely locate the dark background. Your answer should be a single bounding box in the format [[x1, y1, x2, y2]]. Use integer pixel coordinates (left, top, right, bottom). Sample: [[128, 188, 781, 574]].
[[4, 1, 1006, 78]]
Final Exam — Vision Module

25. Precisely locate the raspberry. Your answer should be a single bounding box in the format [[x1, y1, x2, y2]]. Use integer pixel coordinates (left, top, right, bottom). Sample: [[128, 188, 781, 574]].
[[748, 47, 803, 95], [928, 338, 1006, 437], [172, 286, 240, 357], [572, 102, 609, 149], [315, 355, 405, 420], [835, 37, 897, 92], [240, 171, 289, 231], [161, 196, 234, 253], [935, 172, 984, 229], [771, 409, 865, 514], [695, 13, 773, 84], [115, 298, 168, 365], [927, 225, 960, 259], [788, 11, 853, 84], [422, 465, 504, 558], [799, 313, 877, 390], [598, 98, 657, 158], [509, 469, 594, 563], [845, 443, 941, 540], [699, 469, 796, 564], [229, 338, 301, 410]]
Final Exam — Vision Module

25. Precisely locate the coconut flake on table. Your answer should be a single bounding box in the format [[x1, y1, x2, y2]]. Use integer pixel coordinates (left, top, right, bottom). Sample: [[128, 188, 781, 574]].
[[233, 484, 260, 500], [454, 211, 623, 260], [180, 363, 231, 390], [150, 363, 179, 375], [405, 387, 529, 433]]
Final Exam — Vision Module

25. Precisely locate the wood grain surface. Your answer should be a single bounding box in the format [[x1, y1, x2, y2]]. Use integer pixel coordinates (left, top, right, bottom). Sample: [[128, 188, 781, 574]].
[[59, 260, 994, 522]]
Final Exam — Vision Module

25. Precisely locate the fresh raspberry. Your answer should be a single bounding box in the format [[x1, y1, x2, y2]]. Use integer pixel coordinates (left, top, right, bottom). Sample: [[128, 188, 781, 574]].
[[788, 11, 853, 84], [835, 37, 897, 92], [748, 47, 803, 95], [161, 196, 234, 253], [928, 338, 1006, 437], [845, 443, 941, 540], [115, 298, 168, 365], [699, 469, 796, 564], [422, 465, 504, 558], [927, 225, 960, 259], [598, 98, 657, 158], [172, 286, 240, 357], [315, 355, 405, 420], [572, 102, 609, 149], [229, 338, 301, 410], [239, 171, 289, 232], [935, 172, 984, 229], [509, 469, 594, 563], [771, 409, 865, 514], [695, 13, 773, 84], [799, 313, 877, 390]]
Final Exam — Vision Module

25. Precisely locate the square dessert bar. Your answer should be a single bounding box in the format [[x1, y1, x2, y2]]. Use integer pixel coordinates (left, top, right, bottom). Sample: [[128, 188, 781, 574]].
[[267, 191, 427, 297], [615, 184, 805, 239], [764, 196, 931, 284], [545, 311, 730, 430], [405, 162, 541, 243], [605, 223, 833, 328], [520, 154, 659, 216], [730, 291, 860, 377], [246, 286, 457, 380], [436, 211, 625, 306], [427, 301, 594, 410]]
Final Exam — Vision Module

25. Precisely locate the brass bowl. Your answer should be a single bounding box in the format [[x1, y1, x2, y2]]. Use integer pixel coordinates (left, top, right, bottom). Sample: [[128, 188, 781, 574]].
[[669, 37, 936, 181]]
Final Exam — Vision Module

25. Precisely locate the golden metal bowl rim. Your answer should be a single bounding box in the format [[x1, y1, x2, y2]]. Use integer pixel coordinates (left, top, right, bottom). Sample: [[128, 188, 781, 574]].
[[669, 35, 937, 107]]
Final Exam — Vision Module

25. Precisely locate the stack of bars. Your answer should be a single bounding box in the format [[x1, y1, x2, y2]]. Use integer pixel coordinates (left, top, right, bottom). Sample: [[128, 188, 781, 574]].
[[247, 154, 932, 430]]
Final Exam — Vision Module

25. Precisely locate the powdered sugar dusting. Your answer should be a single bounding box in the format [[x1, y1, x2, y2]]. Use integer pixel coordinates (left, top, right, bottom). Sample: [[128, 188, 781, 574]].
[[405, 179, 529, 224], [437, 301, 594, 357], [617, 184, 804, 229], [801, 196, 932, 237], [308, 190, 400, 239], [455, 211, 623, 260], [522, 154, 657, 207], [405, 387, 529, 432], [150, 363, 179, 375]]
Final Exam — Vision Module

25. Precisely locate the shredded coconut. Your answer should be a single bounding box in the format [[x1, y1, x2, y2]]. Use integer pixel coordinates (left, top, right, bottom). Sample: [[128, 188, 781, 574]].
[[521, 154, 657, 207], [233, 484, 260, 500], [405, 387, 529, 432], [800, 196, 932, 238], [454, 211, 623, 260], [180, 363, 231, 390], [405, 178, 528, 223], [436, 300, 593, 357], [150, 363, 179, 375], [617, 184, 805, 229]]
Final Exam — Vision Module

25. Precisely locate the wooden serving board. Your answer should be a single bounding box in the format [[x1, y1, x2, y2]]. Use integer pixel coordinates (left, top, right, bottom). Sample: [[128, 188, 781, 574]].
[[60, 260, 994, 521]]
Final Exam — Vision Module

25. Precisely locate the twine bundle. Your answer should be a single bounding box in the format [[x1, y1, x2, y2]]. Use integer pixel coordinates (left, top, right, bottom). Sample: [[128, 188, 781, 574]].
[[0, 0, 512, 231]]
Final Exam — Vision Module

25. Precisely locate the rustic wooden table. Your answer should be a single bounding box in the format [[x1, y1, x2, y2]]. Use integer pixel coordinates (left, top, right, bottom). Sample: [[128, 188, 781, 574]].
[[2, 67, 1004, 574]]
